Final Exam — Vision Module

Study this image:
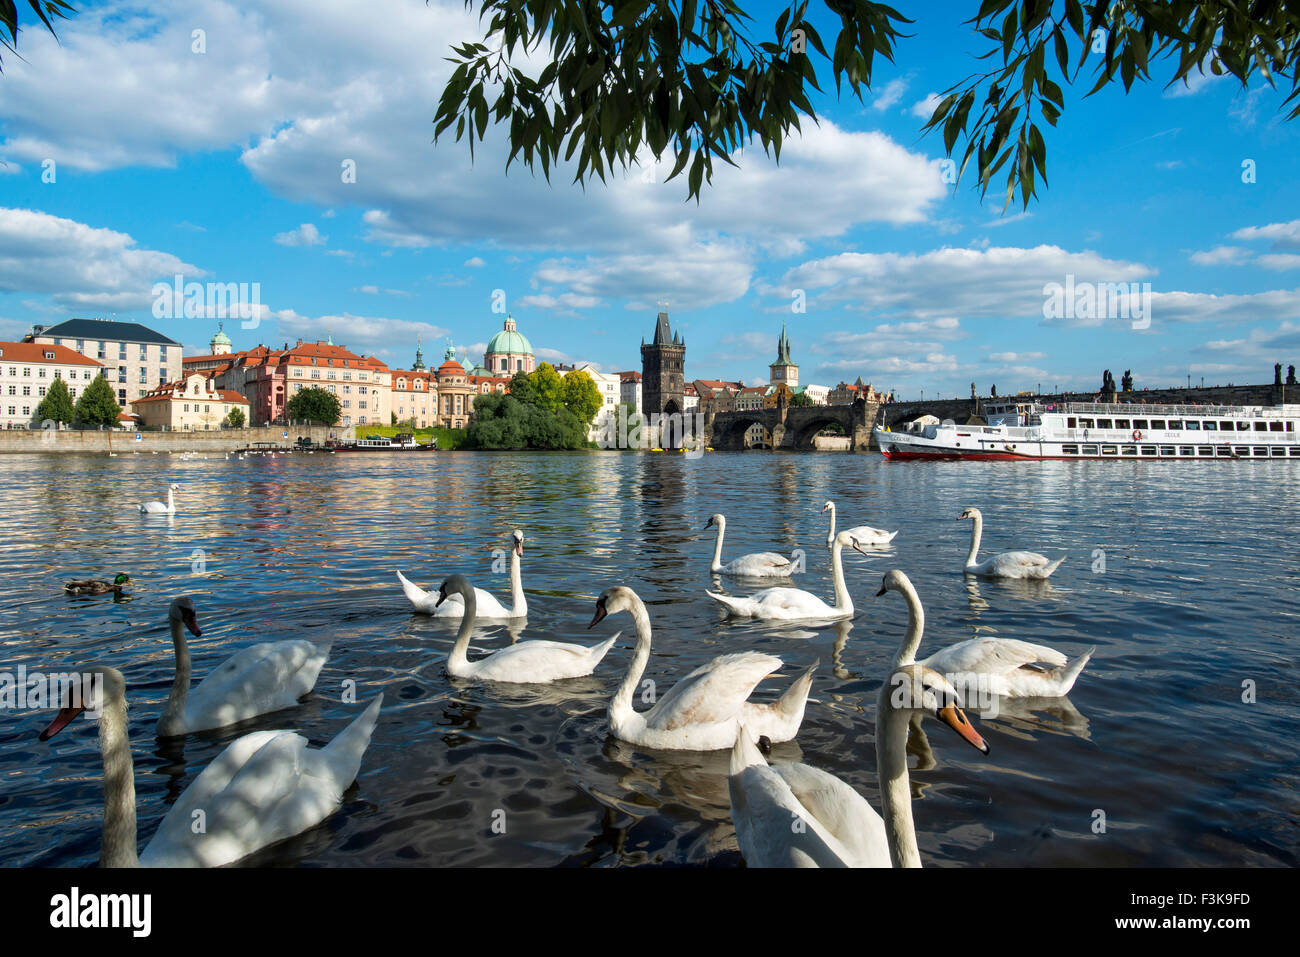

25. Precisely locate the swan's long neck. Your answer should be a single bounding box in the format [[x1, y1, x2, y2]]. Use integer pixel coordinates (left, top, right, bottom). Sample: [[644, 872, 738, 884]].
[[449, 585, 477, 670], [98, 689, 140, 868], [509, 548, 526, 615], [876, 689, 921, 868], [894, 580, 925, 666], [610, 598, 653, 727], [710, 519, 726, 572], [825, 504, 835, 547], [829, 538, 852, 613], [160, 616, 191, 732], [167, 487, 175, 511], [964, 515, 983, 568]]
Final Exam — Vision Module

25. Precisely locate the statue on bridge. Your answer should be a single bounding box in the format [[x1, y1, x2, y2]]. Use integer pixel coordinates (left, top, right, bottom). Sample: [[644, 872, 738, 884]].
[[1121, 370, 1133, 392], [1275, 363, 1284, 386], [1101, 369, 1115, 393], [1288, 364, 1297, 386]]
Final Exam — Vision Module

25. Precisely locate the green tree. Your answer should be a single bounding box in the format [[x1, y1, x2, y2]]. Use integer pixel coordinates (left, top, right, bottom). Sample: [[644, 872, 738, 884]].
[[2, 1, 73, 73], [285, 386, 342, 425], [507, 369, 535, 406], [74, 374, 120, 428], [225, 406, 246, 428], [529, 362, 565, 412], [789, 391, 813, 407], [435, 1, 1300, 207], [35, 376, 74, 425], [468, 391, 589, 449], [560, 369, 603, 425]]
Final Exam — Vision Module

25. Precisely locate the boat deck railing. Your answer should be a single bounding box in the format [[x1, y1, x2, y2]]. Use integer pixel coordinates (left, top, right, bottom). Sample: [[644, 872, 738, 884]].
[[1061, 401, 1284, 417]]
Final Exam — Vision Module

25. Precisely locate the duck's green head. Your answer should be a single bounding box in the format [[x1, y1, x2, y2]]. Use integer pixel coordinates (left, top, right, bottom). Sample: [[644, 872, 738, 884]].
[[113, 574, 131, 585]]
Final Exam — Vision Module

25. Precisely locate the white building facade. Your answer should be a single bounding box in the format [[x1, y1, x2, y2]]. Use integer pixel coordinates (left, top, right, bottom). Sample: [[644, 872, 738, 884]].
[[0, 342, 104, 428], [28, 319, 182, 409]]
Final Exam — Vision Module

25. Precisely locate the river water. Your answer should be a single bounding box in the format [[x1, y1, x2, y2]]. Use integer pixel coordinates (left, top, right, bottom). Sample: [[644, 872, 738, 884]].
[[1, 450, 1296, 867]]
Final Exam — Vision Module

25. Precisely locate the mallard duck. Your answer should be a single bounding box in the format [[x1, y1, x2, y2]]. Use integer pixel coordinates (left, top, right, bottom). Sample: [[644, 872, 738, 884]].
[[64, 574, 131, 596]]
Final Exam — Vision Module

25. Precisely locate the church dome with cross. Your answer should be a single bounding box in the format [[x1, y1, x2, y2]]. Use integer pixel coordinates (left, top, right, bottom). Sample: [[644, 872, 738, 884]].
[[483, 314, 535, 375]]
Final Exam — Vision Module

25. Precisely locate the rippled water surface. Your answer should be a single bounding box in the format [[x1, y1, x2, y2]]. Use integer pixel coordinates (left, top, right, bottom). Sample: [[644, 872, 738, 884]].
[[1, 450, 1297, 867]]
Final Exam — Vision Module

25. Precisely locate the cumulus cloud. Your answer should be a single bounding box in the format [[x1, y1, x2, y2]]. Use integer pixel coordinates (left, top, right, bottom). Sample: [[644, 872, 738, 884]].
[[910, 92, 943, 119], [0, 207, 201, 310], [1189, 246, 1249, 266], [274, 223, 327, 247], [1231, 219, 1300, 250], [872, 77, 909, 111]]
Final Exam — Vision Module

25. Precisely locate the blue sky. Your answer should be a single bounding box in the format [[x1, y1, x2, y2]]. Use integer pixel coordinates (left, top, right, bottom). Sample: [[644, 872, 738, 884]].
[[1, 0, 1297, 398]]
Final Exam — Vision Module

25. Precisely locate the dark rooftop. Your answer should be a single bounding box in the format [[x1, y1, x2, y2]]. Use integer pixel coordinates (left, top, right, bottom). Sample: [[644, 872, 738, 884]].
[[30, 318, 181, 347]]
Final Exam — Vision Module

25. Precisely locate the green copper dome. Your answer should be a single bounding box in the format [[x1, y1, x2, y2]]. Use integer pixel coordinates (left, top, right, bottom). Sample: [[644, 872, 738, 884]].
[[209, 323, 232, 348], [485, 314, 533, 357]]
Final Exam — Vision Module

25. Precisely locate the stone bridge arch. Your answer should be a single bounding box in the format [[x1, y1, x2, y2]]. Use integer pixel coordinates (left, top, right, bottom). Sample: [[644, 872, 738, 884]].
[[709, 409, 778, 450]]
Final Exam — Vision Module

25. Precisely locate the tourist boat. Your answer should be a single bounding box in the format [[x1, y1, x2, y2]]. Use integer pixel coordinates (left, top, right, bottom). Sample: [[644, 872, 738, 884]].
[[335, 432, 434, 452], [875, 400, 1300, 461]]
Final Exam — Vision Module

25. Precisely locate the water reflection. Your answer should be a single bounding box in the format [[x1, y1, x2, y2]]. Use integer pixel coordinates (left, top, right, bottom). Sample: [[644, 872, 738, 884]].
[[3, 452, 1297, 867]]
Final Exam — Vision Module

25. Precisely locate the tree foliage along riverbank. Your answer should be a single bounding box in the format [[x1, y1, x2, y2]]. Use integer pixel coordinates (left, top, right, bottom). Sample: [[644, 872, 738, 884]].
[[468, 363, 603, 450], [286, 386, 343, 425]]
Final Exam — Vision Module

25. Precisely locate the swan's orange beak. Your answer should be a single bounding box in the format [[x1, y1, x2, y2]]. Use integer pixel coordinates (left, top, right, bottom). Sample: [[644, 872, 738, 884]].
[[938, 704, 989, 754], [39, 705, 85, 742], [515, 539, 524, 558]]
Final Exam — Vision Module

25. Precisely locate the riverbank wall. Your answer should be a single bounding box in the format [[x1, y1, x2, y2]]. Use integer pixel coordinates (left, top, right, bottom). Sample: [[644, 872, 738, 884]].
[[0, 425, 353, 454]]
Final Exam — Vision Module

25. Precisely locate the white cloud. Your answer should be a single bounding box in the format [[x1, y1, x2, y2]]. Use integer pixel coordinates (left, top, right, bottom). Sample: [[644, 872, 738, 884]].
[[463, 256, 486, 268], [0, 207, 201, 310], [1231, 219, 1300, 250], [1257, 254, 1300, 271], [261, 308, 449, 362], [910, 92, 942, 119], [872, 78, 909, 112], [988, 351, 1047, 362], [1189, 246, 1249, 266], [274, 223, 326, 247]]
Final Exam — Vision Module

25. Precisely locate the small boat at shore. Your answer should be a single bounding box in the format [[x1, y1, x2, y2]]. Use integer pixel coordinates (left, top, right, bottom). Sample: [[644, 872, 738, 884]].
[[876, 400, 1300, 461]]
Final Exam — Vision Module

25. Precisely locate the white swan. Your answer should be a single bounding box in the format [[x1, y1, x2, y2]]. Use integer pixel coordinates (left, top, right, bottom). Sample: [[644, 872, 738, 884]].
[[438, 574, 616, 682], [157, 597, 330, 736], [959, 507, 1064, 578], [397, 529, 527, 619], [589, 586, 813, 750], [728, 660, 989, 868], [705, 530, 863, 620], [878, 569, 1094, 698], [39, 665, 382, 868], [140, 483, 178, 514], [706, 513, 798, 577], [823, 500, 897, 547]]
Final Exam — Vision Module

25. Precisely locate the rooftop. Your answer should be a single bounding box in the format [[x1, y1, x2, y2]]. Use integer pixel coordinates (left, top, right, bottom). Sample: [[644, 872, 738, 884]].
[[31, 318, 180, 347], [0, 341, 103, 366]]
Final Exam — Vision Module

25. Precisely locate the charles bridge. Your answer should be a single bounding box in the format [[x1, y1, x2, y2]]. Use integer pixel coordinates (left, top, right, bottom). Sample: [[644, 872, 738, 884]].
[[704, 381, 1292, 452]]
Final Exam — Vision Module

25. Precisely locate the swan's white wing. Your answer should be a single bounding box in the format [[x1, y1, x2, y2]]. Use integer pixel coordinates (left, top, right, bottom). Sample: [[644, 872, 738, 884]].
[[141, 730, 302, 867], [987, 550, 1054, 574], [771, 762, 889, 867], [396, 571, 438, 613], [843, 524, 896, 543], [143, 696, 382, 868], [725, 552, 796, 576], [466, 634, 617, 682], [645, 652, 781, 731], [425, 586, 514, 618], [186, 640, 327, 730], [923, 636, 1068, 676]]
